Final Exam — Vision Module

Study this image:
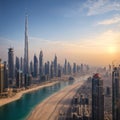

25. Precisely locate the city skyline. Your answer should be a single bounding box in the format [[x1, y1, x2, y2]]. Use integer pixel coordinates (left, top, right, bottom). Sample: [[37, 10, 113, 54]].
[[0, 0, 120, 66]]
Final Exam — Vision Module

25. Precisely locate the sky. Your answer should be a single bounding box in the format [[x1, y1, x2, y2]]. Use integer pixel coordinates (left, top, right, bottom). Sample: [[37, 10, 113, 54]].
[[0, 0, 120, 66]]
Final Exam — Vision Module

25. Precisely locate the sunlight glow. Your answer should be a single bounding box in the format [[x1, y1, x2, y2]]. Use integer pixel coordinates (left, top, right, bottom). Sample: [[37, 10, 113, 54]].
[[107, 46, 117, 54]]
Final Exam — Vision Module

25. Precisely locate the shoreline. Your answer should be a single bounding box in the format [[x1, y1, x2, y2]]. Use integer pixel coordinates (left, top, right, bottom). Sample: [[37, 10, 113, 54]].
[[27, 75, 88, 120], [0, 80, 59, 107], [27, 79, 84, 120]]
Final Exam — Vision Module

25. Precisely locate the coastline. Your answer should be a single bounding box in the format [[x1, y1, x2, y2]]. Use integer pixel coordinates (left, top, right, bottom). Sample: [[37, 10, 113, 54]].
[[27, 79, 84, 120], [0, 80, 59, 107]]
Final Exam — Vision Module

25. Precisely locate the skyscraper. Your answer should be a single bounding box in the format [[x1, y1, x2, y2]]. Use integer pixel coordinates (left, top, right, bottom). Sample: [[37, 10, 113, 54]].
[[20, 57, 24, 72], [81, 64, 84, 73], [8, 47, 14, 83], [45, 62, 47, 75], [24, 15, 29, 74], [15, 57, 19, 71], [73, 62, 77, 74], [92, 73, 104, 120], [58, 64, 62, 77], [54, 55, 57, 77], [47, 61, 50, 75], [112, 67, 120, 120], [0, 59, 4, 93], [67, 62, 71, 75], [34, 54, 38, 77], [64, 59, 67, 75], [15, 57, 19, 78], [0, 60, 9, 93], [45, 61, 50, 76], [39, 50, 43, 80], [30, 61, 33, 76], [16, 70, 23, 88], [50, 61, 54, 78], [3, 61, 8, 89]]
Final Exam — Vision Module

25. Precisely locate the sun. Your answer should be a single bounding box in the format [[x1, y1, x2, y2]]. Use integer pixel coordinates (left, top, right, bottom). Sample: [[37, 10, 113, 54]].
[[107, 46, 117, 54]]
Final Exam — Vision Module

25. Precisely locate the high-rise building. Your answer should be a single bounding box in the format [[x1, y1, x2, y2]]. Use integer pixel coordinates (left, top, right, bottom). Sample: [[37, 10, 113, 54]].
[[15, 57, 20, 78], [24, 74, 32, 87], [54, 55, 57, 77], [45, 62, 50, 75], [67, 62, 72, 75], [0, 59, 4, 93], [64, 59, 67, 75], [112, 67, 120, 120], [80, 64, 83, 73], [0, 60, 9, 93], [3, 61, 8, 90], [15, 57, 19, 71], [24, 15, 29, 74], [20, 57, 24, 72], [30, 61, 33, 76], [73, 62, 77, 74], [92, 73, 104, 120], [50, 61, 54, 78], [39, 50, 43, 79], [44, 62, 47, 75], [16, 70, 23, 88], [44, 61, 50, 80], [34, 54, 38, 77], [47, 61, 50, 75], [8, 47, 14, 83], [58, 64, 62, 77]]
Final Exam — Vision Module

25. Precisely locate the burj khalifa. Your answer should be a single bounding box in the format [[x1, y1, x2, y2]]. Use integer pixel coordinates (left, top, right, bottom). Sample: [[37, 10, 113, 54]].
[[24, 15, 29, 74]]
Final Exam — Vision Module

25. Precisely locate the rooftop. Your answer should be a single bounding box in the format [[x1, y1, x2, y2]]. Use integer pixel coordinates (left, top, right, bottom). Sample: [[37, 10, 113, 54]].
[[93, 73, 101, 79]]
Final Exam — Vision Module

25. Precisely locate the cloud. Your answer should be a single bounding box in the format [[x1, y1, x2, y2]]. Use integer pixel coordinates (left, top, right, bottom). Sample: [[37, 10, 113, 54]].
[[84, 0, 120, 16], [97, 15, 120, 25], [30, 30, 120, 56]]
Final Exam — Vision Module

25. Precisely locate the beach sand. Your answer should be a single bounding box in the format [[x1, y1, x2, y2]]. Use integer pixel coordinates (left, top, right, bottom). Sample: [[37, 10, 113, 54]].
[[0, 81, 59, 107]]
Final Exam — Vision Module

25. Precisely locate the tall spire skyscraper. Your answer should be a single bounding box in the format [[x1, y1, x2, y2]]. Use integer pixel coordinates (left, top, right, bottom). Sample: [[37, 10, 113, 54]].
[[24, 15, 29, 74]]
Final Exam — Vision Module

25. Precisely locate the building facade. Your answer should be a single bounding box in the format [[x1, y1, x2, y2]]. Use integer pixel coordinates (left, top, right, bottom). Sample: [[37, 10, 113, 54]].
[[3, 61, 8, 90], [73, 62, 77, 74], [64, 59, 67, 75], [8, 48, 14, 83], [24, 15, 29, 75], [30, 61, 33, 76], [54, 55, 57, 77], [16, 70, 23, 88], [0, 59, 4, 93], [39, 50, 44, 80], [34, 54, 38, 77], [50, 61, 54, 78], [0, 60, 9, 93], [112, 67, 120, 120], [92, 73, 104, 120]]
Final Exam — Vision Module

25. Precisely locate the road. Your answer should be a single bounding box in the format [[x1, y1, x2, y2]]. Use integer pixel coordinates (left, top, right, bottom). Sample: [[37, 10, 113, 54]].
[[28, 75, 89, 120]]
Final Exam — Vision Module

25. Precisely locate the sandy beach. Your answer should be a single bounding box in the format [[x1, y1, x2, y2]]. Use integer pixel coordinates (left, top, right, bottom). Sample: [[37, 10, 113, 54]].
[[0, 81, 59, 107]]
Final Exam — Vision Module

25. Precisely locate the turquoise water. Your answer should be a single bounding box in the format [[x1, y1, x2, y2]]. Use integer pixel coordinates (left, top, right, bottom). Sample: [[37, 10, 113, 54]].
[[0, 80, 74, 120]]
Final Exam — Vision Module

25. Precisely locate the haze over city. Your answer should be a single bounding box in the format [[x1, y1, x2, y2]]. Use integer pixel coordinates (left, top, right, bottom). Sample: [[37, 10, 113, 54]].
[[1, 1, 120, 120], [0, 0, 120, 65]]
